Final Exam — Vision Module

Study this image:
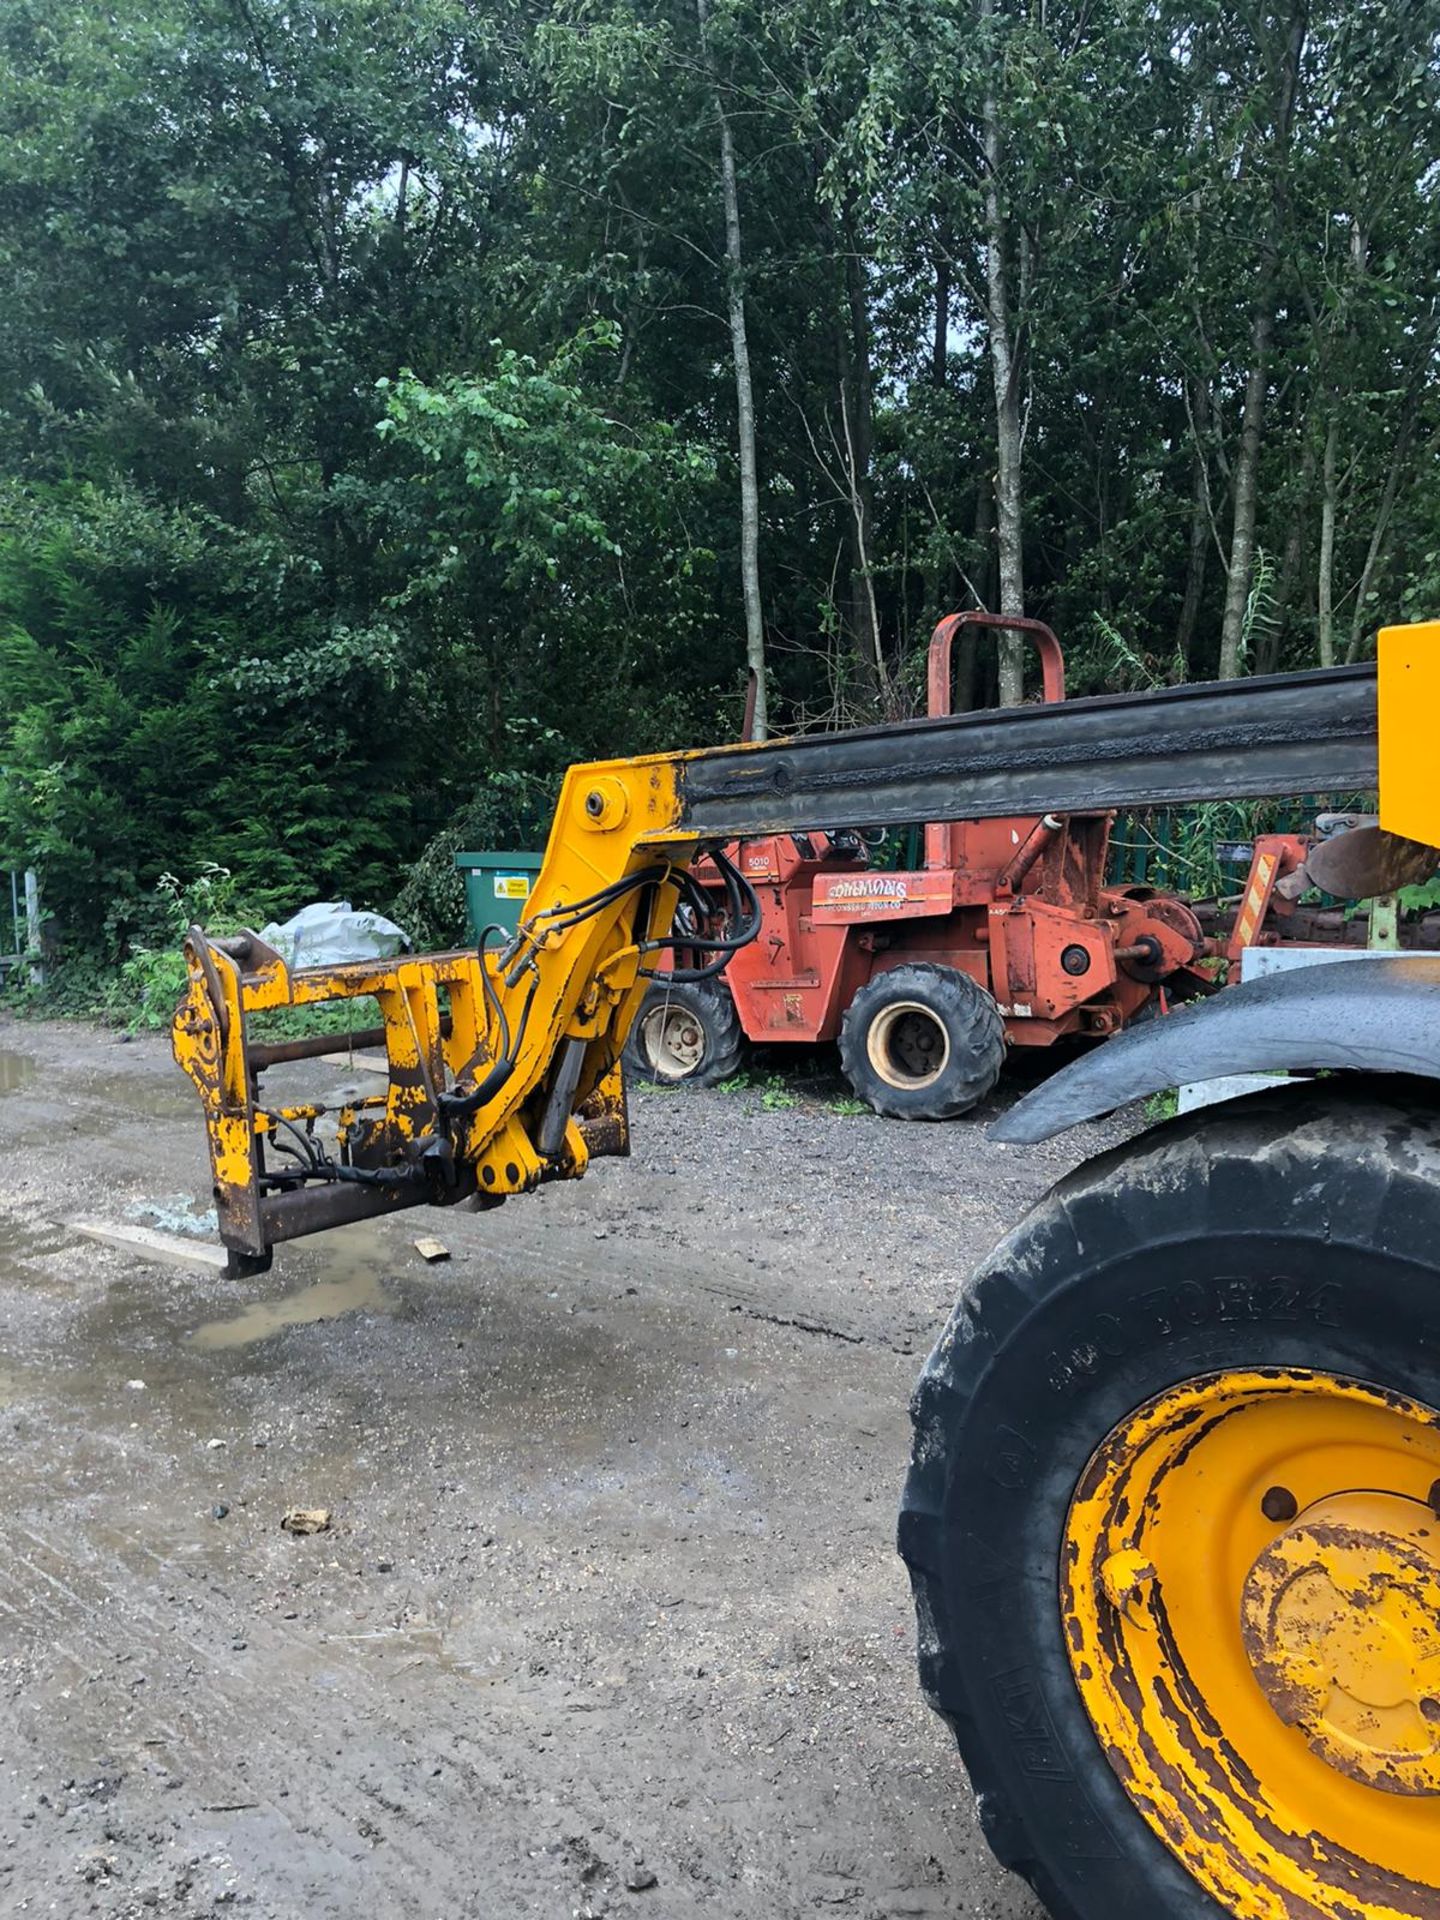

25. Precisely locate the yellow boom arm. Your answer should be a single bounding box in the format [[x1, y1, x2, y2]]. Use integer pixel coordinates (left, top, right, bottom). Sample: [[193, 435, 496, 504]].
[[173, 753, 695, 1272]]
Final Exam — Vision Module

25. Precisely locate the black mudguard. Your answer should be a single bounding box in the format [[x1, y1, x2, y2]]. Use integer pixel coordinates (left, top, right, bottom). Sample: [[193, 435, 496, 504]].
[[991, 953, 1440, 1144]]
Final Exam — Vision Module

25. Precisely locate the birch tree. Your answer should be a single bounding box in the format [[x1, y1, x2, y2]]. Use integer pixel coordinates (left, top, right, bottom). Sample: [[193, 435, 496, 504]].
[[697, 0, 767, 738]]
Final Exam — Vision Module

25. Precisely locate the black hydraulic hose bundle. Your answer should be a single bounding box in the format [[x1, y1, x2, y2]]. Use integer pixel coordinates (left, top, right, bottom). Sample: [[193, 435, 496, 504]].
[[497, 845, 761, 980], [256, 846, 761, 1189], [439, 848, 757, 1117], [637, 844, 761, 981]]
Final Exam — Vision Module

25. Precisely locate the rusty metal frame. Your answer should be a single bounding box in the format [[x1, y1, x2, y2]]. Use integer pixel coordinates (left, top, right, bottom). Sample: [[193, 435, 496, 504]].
[[174, 755, 688, 1271]]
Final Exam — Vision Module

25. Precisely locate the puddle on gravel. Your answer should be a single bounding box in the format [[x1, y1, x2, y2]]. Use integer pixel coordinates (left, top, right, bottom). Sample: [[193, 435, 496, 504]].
[[80, 1070, 194, 1123], [0, 1214, 75, 1289], [187, 1226, 397, 1351], [0, 1050, 37, 1094], [0, 1363, 35, 1406]]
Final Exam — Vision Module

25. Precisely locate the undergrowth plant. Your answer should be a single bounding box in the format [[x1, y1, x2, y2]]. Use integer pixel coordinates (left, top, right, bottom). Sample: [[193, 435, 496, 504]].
[[118, 866, 239, 1029], [106, 866, 379, 1036], [760, 1075, 798, 1111]]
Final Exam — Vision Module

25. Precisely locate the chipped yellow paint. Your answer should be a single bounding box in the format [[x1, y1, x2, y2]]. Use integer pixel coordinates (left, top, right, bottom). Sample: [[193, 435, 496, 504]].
[[172, 754, 690, 1260], [210, 1112, 257, 1194], [470, 1115, 546, 1198], [1064, 1370, 1440, 1917], [1098, 1547, 1158, 1625], [1379, 621, 1440, 851], [1241, 1489, 1440, 1797]]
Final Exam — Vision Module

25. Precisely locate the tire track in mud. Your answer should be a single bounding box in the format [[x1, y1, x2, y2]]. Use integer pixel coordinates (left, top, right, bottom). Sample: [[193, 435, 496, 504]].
[[0, 1521, 519, 1914], [2, 1499, 970, 1919], [479, 1217, 938, 1356], [4, 1511, 825, 1916], [0, 1022, 1054, 1920]]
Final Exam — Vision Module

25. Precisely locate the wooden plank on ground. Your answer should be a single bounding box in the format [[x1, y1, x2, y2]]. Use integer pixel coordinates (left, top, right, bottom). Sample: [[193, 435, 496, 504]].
[[66, 1220, 230, 1273]]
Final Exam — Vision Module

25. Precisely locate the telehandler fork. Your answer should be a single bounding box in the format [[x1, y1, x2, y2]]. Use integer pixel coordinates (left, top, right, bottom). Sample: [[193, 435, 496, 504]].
[[175, 623, 1440, 1920]]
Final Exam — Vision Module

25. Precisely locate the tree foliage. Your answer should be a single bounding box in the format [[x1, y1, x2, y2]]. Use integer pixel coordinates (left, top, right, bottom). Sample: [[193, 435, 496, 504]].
[[0, 0, 1435, 956]]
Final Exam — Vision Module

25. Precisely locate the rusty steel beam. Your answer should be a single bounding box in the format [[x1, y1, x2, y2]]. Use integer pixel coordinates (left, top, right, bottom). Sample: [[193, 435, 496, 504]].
[[248, 1017, 452, 1071], [675, 664, 1377, 840]]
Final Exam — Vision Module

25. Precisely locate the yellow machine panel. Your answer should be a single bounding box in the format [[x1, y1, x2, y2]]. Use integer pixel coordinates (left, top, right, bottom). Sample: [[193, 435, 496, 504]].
[[1379, 619, 1440, 850]]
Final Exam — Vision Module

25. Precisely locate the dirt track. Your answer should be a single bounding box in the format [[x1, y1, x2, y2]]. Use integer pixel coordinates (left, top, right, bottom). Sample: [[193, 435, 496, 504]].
[[0, 1018, 1129, 1919]]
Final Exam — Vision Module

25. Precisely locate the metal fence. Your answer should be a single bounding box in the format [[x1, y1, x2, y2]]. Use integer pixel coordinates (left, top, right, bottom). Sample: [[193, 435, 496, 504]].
[[2, 869, 42, 986], [1106, 794, 1375, 896]]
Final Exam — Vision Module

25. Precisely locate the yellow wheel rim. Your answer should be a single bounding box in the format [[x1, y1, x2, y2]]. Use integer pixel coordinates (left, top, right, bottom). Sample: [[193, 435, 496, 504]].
[[1063, 1370, 1440, 1918]]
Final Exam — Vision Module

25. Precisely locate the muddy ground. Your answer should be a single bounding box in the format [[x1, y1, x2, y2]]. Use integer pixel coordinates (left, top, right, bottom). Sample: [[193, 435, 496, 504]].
[[0, 1018, 1130, 1920]]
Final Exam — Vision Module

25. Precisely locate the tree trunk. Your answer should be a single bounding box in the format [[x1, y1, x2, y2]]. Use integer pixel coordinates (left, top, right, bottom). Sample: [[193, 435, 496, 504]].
[[1173, 378, 1212, 673], [973, 474, 995, 616], [980, 0, 1025, 705], [617, 236, 648, 388], [1218, 313, 1274, 679], [1263, 411, 1316, 675], [1174, 474, 1209, 676], [932, 247, 951, 388], [1339, 247, 1431, 660], [1316, 412, 1338, 667], [698, 0, 766, 740], [948, 485, 993, 713], [1345, 406, 1417, 662], [841, 233, 885, 708], [1217, 3, 1307, 680]]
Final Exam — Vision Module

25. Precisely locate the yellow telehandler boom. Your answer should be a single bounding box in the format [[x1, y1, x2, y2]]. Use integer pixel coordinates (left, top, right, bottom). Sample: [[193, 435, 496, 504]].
[[174, 622, 1440, 1920]]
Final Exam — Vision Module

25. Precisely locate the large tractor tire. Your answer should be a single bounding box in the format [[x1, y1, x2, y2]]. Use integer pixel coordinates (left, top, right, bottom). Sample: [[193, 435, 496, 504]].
[[899, 1083, 1440, 1920], [839, 962, 1005, 1120], [623, 978, 744, 1088]]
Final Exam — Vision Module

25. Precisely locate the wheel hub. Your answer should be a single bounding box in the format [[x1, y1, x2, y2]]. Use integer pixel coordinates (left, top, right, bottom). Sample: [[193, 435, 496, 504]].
[[866, 1001, 950, 1090], [1063, 1370, 1440, 1918], [642, 1006, 706, 1077], [1241, 1490, 1440, 1795]]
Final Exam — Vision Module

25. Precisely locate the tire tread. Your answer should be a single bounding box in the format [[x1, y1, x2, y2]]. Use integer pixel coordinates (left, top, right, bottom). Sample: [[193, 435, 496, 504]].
[[623, 978, 743, 1088], [899, 1080, 1440, 1920], [839, 961, 1005, 1120]]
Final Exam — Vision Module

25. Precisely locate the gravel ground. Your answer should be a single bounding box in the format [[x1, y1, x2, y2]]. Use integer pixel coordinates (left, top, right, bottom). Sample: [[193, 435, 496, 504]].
[[0, 1017, 1132, 1920]]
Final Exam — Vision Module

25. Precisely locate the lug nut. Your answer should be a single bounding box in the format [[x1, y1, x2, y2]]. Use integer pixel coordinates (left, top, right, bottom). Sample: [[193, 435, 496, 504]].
[[1060, 944, 1091, 976], [1261, 1486, 1299, 1523]]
